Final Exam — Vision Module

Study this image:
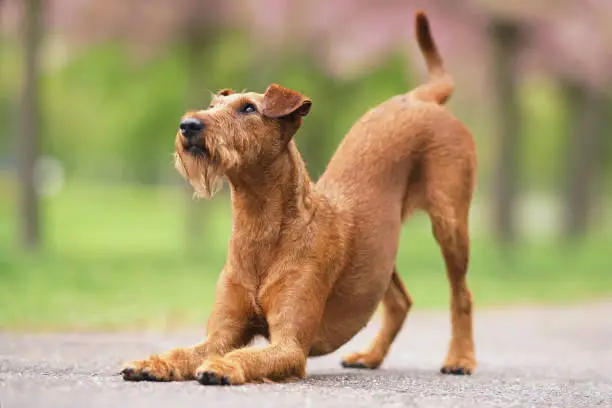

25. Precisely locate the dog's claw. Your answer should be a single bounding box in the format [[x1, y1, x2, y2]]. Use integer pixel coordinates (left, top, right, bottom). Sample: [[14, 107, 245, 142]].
[[120, 367, 135, 380], [121, 367, 147, 381], [341, 360, 371, 369], [440, 366, 472, 375], [141, 368, 163, 382], [121, 366, 167, 382], [197, 370, 231, 386]]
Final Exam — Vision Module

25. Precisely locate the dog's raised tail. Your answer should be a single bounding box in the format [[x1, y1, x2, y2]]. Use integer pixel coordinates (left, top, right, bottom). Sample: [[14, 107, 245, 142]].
[[411, 11, 454, 105]]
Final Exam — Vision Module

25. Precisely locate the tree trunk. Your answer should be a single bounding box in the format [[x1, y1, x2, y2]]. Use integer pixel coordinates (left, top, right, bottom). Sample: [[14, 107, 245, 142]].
[[18, 0, 43, 250], [488, 20, 524, 244], [561, 80, 607, 238]]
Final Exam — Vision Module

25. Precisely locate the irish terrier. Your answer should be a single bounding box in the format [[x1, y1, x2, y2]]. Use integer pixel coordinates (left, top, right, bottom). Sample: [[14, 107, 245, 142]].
[[121, 11, 476, 385]]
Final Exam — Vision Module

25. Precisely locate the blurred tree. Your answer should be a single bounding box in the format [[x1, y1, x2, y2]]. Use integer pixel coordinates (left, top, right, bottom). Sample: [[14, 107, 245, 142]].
[[526, 1, 612, 238], [459, 0, 612, 240], [561, 82, 608, 238], [488, 19, 524, 244], [17, 0, 43, 250]]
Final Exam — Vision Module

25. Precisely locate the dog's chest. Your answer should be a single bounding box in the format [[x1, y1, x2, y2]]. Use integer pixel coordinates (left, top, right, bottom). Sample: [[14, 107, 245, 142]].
[[230, 240, 277, 278], [228, 234, 286, 303]]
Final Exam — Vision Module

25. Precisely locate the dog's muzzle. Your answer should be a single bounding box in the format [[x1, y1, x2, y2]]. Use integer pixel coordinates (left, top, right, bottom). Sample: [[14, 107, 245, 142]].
[[179, 117, 208, 156]]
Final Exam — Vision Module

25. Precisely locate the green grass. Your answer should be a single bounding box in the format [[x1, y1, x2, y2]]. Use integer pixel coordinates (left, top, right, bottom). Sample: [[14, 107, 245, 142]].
[[1, 181, 611, 331]]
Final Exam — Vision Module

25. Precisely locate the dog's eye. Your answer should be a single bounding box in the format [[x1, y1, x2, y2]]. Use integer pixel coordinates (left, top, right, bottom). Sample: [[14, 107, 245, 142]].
[[239, 103, 257, 114]]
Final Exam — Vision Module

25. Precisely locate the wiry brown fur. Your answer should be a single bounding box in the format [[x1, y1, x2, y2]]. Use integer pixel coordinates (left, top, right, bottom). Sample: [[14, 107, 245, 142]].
[[121, 11, 477, 385]]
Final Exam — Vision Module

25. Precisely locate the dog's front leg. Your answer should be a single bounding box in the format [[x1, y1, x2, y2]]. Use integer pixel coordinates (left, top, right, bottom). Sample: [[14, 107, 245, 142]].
[[194, 277, 326, 385], [121, 275, 255, 382]]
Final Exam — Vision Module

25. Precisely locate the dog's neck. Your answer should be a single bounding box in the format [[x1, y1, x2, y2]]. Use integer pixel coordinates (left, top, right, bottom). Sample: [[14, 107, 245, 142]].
[[228, 141, 315, 233]]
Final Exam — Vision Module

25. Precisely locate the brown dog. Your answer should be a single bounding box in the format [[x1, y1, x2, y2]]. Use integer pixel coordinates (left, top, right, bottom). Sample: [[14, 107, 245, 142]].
[[121, 11, 476, 385]]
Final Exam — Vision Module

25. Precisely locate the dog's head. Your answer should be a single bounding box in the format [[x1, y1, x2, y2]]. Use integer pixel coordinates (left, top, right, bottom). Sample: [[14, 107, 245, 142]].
[[174, 84, 311, 198]]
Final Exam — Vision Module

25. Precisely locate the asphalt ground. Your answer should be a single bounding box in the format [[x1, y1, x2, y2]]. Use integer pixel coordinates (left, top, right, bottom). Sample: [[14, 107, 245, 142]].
[[1, 301, 611, 407]]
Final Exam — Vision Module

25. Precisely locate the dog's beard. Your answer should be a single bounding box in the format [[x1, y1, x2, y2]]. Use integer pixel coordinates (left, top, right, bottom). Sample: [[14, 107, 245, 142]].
[[174, 150, 225, 199]]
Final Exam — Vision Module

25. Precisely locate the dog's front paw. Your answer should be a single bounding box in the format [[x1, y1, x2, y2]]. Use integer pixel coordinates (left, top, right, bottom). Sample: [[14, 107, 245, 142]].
[[121, 356, 177, 382], [341, 351, 383, 369], [195, 357, 246, 386]]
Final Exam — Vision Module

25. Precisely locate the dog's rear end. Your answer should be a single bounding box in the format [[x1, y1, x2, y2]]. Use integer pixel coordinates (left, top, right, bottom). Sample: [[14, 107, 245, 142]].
[[320, 11, 477, 374]]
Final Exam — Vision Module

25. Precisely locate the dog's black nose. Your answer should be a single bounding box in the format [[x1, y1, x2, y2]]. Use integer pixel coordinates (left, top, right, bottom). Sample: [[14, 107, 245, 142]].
[[179, 117, 204, 138]]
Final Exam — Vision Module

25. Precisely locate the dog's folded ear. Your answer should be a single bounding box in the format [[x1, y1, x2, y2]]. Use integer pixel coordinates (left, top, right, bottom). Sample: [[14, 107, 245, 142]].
[[217, 88, 235, 96], [262, 84, 312, 119]]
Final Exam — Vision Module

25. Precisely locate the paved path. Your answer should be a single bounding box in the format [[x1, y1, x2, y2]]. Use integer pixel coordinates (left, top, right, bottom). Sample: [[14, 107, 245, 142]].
[[1, 302, 611, 407]]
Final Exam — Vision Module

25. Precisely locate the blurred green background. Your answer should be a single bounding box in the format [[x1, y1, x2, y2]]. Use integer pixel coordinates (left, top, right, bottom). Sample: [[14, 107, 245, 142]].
[[1, 0, 611, 330]]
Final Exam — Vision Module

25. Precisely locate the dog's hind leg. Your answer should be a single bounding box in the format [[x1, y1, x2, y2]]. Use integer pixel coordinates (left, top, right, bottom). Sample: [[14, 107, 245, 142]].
[[341, 269, 412, 369], [429, 200, 476, 375]]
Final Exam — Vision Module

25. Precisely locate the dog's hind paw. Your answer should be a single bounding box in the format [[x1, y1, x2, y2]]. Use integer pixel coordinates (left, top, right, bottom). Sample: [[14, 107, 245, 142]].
[[440, 365, 473, 375], [440, 356, 475, 375], [340, 352, 383, 370]]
